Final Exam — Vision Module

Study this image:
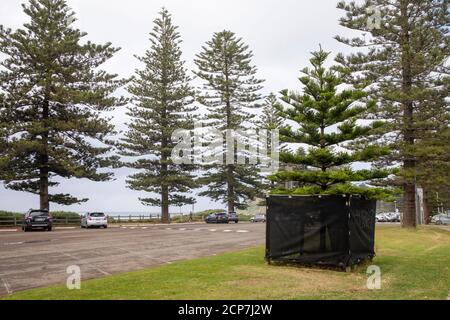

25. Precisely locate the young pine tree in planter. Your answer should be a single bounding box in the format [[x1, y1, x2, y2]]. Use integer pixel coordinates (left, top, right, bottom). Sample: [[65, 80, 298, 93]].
[[121, 9, 197, 224], [194, 31, 265, 212], [0, 0, 125, 210], [270, 48, 394, 199]]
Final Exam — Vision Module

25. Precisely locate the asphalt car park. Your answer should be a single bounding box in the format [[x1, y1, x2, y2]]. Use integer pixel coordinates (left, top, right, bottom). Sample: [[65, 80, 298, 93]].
[[0, 222, 265, 296]]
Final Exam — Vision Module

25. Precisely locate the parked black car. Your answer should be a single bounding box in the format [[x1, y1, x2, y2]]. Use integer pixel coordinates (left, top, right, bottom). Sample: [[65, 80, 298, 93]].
[[227, 212, 239, 223], [205, 212, 229, 224], [22, 209, 53, 232]]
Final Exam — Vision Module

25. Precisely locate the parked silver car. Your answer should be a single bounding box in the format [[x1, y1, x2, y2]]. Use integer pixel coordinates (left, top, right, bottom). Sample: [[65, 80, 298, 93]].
[[81, 212, 108, 229], [432, 213, 450, 225], [376, 212, 400, 223], [250, 214, 266, 223]]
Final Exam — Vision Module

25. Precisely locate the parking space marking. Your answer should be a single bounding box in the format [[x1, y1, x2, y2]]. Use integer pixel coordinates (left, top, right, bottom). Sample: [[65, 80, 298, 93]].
[[178, 228, 186, 231], [1, 278, 12, 295], [62, 252, 111, 276], [3, 241, 24, 246], [209, 229, 217, 232], [223, 230, 232, 233], [236, 230, 249, 233]]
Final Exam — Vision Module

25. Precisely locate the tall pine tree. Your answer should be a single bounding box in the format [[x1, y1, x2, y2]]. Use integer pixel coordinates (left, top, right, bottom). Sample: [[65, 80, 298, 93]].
[[336, 0, 449, 227], [256, 93, 284, 131], [0, 0, 125, 210], [120, 9, 197, 223], [415, 126, 450, 221], [256, 93, 285, 189], [271, 48, 394, 199], [194, 31, 264, 212]]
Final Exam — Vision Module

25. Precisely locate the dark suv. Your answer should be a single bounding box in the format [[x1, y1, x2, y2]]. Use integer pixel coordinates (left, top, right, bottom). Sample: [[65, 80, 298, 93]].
[[227, 212, 239, 223], [22, 209, 53, 232], [205, 212, 229, 224]]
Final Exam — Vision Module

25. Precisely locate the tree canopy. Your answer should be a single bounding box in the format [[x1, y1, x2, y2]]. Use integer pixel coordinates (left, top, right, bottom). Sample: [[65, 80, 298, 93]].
[[270, 48, 395, 200], [0, 0, 125, 209]]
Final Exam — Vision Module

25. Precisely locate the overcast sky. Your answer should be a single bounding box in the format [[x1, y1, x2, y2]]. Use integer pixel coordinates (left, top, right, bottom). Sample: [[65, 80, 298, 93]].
[[0, 0, 360, 213]]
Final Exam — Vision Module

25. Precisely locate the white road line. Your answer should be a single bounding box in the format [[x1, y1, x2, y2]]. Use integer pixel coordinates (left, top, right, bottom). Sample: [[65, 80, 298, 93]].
[[91, 266, 110, 276], [3, 242, 24, 246], [179, 228, 186, 231], [0, 229, 18, 233], [142, 227, 148, 230], [1, 277, 12, 295], [209, 229, 217, 232], [223, 230, 232, 233], [236, 230, 249, 233], [166, 227, 172, 230]]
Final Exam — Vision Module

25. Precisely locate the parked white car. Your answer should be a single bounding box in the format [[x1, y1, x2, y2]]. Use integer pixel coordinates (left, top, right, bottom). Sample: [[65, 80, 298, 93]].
[[81, 212, 108, 229], [250, 214, 266, 223], [376, 212, 401, 223], [376, 213, 387, 222]]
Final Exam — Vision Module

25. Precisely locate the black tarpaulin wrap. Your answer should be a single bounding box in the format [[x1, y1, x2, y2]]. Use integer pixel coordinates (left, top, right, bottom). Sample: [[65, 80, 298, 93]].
[[265, 195, 376, 268]]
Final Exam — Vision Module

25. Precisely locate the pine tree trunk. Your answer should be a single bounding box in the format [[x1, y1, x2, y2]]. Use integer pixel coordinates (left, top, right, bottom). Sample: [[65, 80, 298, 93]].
[[423, 196, 430, 225], [227, 165, 235, 213], [224, 52, 235, 214], [403, 184, 416, 227], [161, 184, 169, 224], [161, 136, 170, 224], [161, 159, 170, 223], [39, 159, 49, 211], [400, 0, 416, 228], [39, 99, 49, 211]]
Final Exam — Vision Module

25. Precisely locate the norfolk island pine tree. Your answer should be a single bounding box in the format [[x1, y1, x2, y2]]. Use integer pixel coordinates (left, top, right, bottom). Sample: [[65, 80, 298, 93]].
[[0, 0, 125, 210], [255, 93, 287, 190], [120, 9, 198, 224], [335, 0, 449, 227], [270, 47, 396, 199], [194, 31, 265, 212]]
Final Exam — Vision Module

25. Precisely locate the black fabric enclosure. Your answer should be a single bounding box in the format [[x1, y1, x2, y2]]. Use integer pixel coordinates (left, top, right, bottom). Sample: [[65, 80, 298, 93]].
[[265, 195, 376, 268]]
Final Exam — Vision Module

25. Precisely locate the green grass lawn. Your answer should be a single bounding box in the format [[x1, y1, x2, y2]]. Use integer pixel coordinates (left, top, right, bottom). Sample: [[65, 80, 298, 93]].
[[3, 226, 450, 300]]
